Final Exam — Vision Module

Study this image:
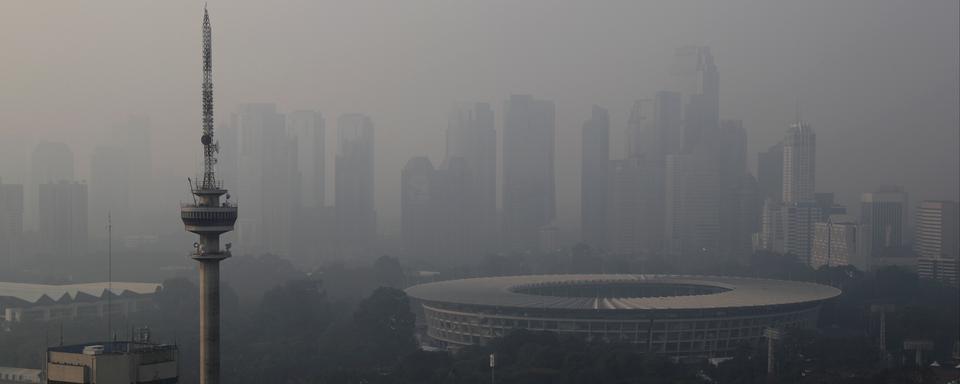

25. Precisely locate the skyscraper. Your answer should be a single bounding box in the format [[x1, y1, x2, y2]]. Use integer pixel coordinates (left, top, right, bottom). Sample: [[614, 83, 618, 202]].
[[446, 102, 497, 253], [502, 95, 555, 251], [401, 156, 437, 262], [859, 187, 908, 266], [811, 216, 860, 269], [234, 103, 297, 258], [28, 141, 74, 230], [672, 46, 719, 153], [38, 181, 87, 259], [0, 179, 23, 270], [606, 157, 662, 256], [914, 201, 957, 286], [782, 120, 816, 204], [335, 113, 376, 254], [179, 8, 238, 384], [757, 143, 784, 204], [665, 152, 720, 262], [288, 110, 326, 209], [580, 105, 610, 249]]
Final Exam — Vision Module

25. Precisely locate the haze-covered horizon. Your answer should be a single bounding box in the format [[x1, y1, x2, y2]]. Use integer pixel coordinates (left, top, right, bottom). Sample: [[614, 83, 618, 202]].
[[1, 0, 957, 236]]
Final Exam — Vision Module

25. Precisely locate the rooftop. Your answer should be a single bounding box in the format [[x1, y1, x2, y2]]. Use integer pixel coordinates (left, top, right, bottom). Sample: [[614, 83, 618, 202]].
[[406, 274, 841, 311], [0, 282, 160, 304]]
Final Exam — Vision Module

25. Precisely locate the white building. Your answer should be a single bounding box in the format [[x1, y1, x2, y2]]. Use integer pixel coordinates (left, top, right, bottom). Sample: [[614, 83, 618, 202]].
[[914, 200, 958, 286], [811, 216, 860, 269]]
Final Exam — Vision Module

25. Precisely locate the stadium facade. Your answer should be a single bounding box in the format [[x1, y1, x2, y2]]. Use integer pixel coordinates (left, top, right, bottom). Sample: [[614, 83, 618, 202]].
[[406, 275, 840, 358]]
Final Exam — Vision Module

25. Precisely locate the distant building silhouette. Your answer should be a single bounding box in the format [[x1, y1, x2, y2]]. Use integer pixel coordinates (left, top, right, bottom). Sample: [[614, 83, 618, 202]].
[[28, 141, 74, 231], [446, 102, 497, 254], [859, 187, 908, 268], [38, 181, 87, 259], [288, 110, 326, 209], [757, 143, 784, 204], [90, 146, 130, 239], [0, 179, 23, 270], [580, 105, 610, 249], [502, 95, 555, 251], [811, 215, 861, 269], [335, 113, 376, 255]]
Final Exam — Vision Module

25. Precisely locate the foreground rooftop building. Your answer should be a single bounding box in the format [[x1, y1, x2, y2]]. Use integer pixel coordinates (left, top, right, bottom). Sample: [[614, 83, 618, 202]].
[[407, 275, 840, 358], [46, 341, 178, 384]]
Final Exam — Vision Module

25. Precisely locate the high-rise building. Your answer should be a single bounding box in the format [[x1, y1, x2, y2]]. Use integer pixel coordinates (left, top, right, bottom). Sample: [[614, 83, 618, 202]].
[[502, 95, 555, 251], [757, 143, 784, 204], [111, 115, 153, 234], [28, 141, 74, 230], [782, 120, 815, 203], [234, 103, 297, 257], [716, 119, 751, 261], [288, 110, 325, 209], [665, 152, 720, 263], [859, 188, 908, 265], [90, 146, 131, 239], [335, 113, 376, 254], [672, 46, 719, 152], [0, 179, 24, 270], [914, 200, 958, 286], [580, 105, 610, 249], [401, 156, 437, 262], [38, 181, 87, 259], [446, 102, 497, 253], [606, 158, 662, 256], [811, 215, 860, 269]]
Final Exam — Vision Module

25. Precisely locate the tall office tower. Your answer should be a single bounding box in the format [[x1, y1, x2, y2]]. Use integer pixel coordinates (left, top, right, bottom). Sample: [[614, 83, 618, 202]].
[[810, 215, 860, 269], [814, 192, 847, 221], [782, 201, 820, 264], [782, 120, 815, 203], [446, 102, 497, 252], [112, 116, 152, 216], [735, 174, 761, 263], [234, 103, 297, 257], [580, 106, 610, 249], [859, 187, 908, 265], [672, 46, 719, 152], [914, 201, 958, 286], [401, 157, 437, 262], [288, 110, 325, 209], [665, 152, 720, 264], [179, 9, 238, 384], [90, 146, 131, 238], [38, 181, 88, 259], [502, 95, 556, 251], [758, 199, 784, 253], [757, 143, 784, 204], [28, 141, 74, 230], [335, 113, 376, 254], [0, 179, 24, 270], [431, 157, 474, 262], [606, 158, 662, 256], [716, 119, 750, 260]]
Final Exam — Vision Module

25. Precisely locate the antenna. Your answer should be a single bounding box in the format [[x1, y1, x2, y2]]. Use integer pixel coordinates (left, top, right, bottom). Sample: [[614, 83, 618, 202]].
[[107, 212, 112, 341], [200, 6, 218, 190]]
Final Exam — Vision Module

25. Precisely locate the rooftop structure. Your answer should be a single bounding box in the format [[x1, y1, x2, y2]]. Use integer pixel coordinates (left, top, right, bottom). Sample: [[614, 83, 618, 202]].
[[46, 341, 178, 384], [0, 282, 159, 323]]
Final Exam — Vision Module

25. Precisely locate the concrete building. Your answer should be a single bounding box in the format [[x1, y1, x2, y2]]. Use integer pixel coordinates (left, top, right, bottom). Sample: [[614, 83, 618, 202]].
[[757, 143, 783, 204], [580, 105, 610, 249], [782, 120, 815, 204], [782, 202, 821, 265], [446, 102, 497, 253], [288, 110, 326, 209], [811, 216, 860, 269], [502, 95, 555, 251], [46, 341, 177, 384], [0, 282, 159, 323], [401, 157, 438, 262], [28, 141, 74, 231], [335, 113, 377, 255], [0, 180, 23, 270], [38, 181, 88, 259], [234, 103, 297, 258], [860, 188, 908, 266], [407, 275, 839, 358], [914, 200, 959, 286], [606, 158, 662, 257], [665, 152, 720, 263]]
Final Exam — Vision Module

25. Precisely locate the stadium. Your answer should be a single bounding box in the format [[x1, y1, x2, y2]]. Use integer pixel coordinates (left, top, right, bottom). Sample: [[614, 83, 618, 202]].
[[406, 274, 841, 358]]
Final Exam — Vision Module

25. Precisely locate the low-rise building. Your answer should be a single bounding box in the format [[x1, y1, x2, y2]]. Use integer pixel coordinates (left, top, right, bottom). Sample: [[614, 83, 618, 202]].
[[46, 341, 177, 384], [0, 282, 159, 323]]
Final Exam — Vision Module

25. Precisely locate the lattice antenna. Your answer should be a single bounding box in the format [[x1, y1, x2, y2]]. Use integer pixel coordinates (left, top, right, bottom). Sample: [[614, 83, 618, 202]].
[[200, 5, 219, 189]]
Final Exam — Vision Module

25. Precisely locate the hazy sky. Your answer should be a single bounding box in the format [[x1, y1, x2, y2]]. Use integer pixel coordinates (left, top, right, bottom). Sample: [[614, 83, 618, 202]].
[[1, 0, 957, 235]]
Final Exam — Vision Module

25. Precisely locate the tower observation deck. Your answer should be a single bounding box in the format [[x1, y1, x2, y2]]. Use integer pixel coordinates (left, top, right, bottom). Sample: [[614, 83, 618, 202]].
[[179, 7, 236, 384]]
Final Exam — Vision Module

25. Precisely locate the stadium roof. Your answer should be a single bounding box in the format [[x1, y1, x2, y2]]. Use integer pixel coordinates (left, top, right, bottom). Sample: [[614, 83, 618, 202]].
[[405, 275, 841, 311], [0, 282, 161, 304]]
